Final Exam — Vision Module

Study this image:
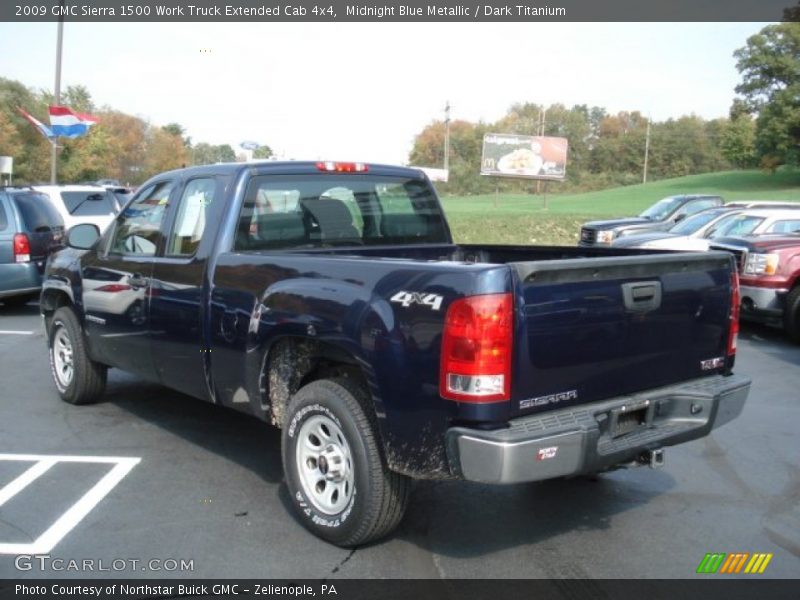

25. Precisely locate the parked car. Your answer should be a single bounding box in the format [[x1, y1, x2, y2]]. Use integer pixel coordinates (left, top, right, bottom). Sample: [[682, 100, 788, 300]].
[[611, 207, 743, 251], [41, 162, 749, 546], [711, 233, 800, 342], [0, 187, 64, 306], [33, 185, 120, 233], [579, 194, 724, 247]]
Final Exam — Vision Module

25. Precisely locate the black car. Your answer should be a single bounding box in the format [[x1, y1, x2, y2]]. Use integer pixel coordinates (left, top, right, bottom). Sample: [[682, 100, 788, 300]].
[[579, 194, 724, 247], [0, 187, 65, 306]]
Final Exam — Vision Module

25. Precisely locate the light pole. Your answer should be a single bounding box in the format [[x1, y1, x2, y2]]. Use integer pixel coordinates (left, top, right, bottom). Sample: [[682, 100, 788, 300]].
[[50, 8, 64, 185], [443, 101, 450, 173]]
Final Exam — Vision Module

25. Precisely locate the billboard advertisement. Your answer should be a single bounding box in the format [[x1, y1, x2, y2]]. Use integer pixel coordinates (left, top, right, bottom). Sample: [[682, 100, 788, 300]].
[[480, 133, 568, 180]]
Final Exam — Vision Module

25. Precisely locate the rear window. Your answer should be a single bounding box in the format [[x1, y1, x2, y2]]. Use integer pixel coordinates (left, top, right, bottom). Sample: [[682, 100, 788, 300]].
[[0, 200, 7, 230], [234, 174, 449, 251], [59, 190, 118, 217], [13, 193, 64, 231]]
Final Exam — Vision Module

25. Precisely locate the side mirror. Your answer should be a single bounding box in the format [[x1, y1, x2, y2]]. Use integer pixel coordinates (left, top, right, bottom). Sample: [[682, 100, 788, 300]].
[[674, 214, 687, 223], [67, 224, 100, 249]]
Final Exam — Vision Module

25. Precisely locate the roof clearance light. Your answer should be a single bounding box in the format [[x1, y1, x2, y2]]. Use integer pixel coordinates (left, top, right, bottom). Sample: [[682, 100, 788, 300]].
[[316, 161, 368, 173]]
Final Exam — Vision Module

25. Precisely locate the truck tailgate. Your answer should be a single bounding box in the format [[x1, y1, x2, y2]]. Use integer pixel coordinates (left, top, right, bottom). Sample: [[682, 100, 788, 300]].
[[509, 252, 733, 417]]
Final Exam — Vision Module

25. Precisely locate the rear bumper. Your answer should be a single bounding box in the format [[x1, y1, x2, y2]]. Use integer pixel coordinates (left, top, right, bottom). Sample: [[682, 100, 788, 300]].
[[446, 374, 750, 484]]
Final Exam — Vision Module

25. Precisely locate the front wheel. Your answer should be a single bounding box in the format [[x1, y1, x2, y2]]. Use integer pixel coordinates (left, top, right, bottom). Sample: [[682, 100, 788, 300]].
[[784, 286, 800, 344], [282, 378, 410, 547], [48, 307, 107, 404]]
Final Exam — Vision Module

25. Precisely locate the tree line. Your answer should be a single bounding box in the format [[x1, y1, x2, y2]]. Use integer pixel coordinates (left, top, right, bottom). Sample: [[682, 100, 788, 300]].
[[0, 78, 272, 185], [410, 20, 799, 195]]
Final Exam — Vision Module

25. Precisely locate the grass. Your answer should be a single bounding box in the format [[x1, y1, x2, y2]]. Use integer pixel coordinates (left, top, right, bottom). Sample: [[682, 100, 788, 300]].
[[440, 169, 800, 245]]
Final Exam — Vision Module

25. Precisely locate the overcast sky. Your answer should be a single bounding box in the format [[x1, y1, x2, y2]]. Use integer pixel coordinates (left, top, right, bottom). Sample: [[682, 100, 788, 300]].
[[0, 22, 768, 165]]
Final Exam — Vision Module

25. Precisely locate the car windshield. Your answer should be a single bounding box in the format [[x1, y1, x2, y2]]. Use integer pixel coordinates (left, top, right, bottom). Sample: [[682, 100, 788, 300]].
[[714, 215, 765, 238], [234, 174, 449, 251], [668, 210, 723, 235], [640, 197, 684, 220], [61, 191, 118, 216]]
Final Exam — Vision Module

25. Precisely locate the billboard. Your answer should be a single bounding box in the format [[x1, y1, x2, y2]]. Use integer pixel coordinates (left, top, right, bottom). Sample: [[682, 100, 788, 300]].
[[480, 133, 568, 180]]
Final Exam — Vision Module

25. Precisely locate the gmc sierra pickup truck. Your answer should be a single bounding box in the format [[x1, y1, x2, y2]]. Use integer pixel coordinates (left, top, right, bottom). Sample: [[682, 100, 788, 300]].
[[41, 161, 750, 546]]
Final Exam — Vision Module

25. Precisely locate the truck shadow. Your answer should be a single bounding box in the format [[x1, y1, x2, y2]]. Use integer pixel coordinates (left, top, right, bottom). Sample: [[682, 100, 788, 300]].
[[105, 371, 284, 484], [393, 470, 675, 559], [739, 321, 800, 367]]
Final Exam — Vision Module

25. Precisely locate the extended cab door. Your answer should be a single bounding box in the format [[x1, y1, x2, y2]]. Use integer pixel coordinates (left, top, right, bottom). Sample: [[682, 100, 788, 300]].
[[148, 175, 225, 401], [82, 180, 175, 378]]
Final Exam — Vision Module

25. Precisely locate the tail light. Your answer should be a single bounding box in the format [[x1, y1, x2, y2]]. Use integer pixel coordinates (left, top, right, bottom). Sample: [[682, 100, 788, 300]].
[[95, 284, 132, 293], [440, 293, 513, 403], [728, 269, 740, 357], [316, 161, 368, 173], [13, 233, 31, 263]]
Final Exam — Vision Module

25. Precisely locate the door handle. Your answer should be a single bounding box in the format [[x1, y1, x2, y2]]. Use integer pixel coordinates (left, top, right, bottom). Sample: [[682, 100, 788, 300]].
[[622, 281, 662, 313], [128, 274, 149, 289]]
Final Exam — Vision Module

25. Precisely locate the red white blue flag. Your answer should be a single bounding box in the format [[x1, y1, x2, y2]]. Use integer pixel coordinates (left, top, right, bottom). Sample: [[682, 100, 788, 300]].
[[49, 105, 99, 138], [17, 107, 55, 140]]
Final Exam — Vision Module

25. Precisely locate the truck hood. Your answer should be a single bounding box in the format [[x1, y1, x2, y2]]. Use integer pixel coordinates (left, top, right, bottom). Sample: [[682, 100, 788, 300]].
[[582, 217, 652, 231]]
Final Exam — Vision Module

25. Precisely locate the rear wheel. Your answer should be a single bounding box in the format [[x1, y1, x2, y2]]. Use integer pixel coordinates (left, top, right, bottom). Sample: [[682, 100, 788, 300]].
[[784, 286, 800, 344], [282, 378, 411, 547], [48, 307, 107, 404]]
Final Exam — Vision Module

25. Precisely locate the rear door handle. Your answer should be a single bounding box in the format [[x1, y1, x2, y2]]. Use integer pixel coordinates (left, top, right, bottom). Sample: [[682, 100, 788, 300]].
[[622, 281, 662, 313]]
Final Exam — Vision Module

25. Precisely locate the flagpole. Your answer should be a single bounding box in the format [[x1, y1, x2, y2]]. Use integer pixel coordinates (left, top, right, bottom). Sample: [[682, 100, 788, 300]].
[[51, 10, 64, 185]]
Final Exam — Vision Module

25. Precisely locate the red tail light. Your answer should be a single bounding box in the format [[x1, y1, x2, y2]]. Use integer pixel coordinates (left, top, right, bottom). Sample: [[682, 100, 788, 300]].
[[95, 284, 132, 293], [728, 269, 740, 357], [316, 161, 368, 173], [440, 293, 513, 403], [13, 233, 31, 263]]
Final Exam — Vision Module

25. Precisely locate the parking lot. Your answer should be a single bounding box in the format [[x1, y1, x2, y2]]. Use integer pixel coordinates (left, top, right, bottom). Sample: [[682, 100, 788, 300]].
[[0, 301, 798, 579]]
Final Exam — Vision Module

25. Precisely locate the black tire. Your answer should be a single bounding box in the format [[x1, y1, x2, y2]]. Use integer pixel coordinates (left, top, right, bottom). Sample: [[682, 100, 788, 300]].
[[2, 294, 35, 307], [784, 286, 800, 344], [282, 377, 411, 547], [48, 306, 107, 404]]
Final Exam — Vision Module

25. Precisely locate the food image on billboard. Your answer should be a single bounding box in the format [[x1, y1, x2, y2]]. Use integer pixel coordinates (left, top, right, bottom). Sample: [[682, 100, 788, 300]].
[[481, 133, 568, 180]]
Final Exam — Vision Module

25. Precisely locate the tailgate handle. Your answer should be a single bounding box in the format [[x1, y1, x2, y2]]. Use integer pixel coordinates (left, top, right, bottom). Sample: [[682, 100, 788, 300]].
[[622, 281, 662, 313]]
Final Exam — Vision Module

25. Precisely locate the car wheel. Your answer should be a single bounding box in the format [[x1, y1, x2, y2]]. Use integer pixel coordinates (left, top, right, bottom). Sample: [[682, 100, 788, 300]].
[[48, 306, 107, 404], [784, 286, 800, 344], [282, 378, 411, 547]]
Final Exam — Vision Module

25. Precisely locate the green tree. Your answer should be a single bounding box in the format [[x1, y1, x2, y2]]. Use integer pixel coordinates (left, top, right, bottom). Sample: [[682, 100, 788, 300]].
[[253, 145, 273, 159], [733, 22, 800, 167], [721, 115, 757, 168]]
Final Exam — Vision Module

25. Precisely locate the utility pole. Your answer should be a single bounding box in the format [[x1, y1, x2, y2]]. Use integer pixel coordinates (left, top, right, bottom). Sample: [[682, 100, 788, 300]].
[[443, 100, 450, 174], [51, 9, 64, 185], [643, 117, 651, 184]]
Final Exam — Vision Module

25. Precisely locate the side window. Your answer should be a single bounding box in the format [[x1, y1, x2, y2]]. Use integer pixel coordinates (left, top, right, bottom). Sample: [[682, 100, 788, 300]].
[[108, 181, 173, 256], [767, 219, 800, 234], [0, 198, 8, 230], [168, 178, 215, 256], [679, 199, 717, 219]]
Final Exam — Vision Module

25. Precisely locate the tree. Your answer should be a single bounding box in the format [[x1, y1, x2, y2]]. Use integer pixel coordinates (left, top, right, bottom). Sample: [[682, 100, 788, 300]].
[[253, 145, 273, 159], [733, 22, 800, 167], [721, 115, 757, 168]]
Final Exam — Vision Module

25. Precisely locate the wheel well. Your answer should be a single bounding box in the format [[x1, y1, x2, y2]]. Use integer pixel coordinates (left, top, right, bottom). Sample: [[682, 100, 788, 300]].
[[40, 289, 72, 331], [264, 337, 369, 429]]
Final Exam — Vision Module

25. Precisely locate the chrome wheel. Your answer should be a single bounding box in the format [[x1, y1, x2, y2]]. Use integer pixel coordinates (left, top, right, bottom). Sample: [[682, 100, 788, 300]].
[[52, 325, 74, 388], [295, 414, 354, 515]]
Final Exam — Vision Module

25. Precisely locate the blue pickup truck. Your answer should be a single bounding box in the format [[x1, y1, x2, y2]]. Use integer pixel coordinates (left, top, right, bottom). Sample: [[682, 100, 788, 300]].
[[41, 161, 750, 546]]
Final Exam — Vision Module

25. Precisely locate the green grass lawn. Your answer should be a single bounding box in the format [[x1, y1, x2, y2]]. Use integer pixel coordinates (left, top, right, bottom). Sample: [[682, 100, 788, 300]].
[[440, 169, 800, 245]]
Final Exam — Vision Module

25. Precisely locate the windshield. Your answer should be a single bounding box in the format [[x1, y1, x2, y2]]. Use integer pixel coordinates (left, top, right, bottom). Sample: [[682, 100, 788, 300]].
[[668, 210, 722, 235], [60, 191, 118, 217], [714, 215, 764, 238], [640, 197, 684, 221], [234, 174, 449, 251]]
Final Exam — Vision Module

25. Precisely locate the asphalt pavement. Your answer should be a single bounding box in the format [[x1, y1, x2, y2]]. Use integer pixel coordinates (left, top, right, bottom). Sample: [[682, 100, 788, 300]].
[[0, 301, 798, 579]]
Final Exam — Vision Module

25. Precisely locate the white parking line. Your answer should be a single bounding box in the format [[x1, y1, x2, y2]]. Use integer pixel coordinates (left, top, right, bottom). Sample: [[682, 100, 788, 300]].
[[0, 453, 141, 554], [0, 331, 35, 335]]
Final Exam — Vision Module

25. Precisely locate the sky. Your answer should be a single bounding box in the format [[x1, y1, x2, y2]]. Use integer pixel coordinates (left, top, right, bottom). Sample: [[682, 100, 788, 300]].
[[0, 21, 769, 165]]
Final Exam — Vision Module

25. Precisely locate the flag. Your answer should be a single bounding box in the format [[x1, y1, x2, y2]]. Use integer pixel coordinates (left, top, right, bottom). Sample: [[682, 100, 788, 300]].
[[17, 107, 55, 140], [49, 105, 99, 138]]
